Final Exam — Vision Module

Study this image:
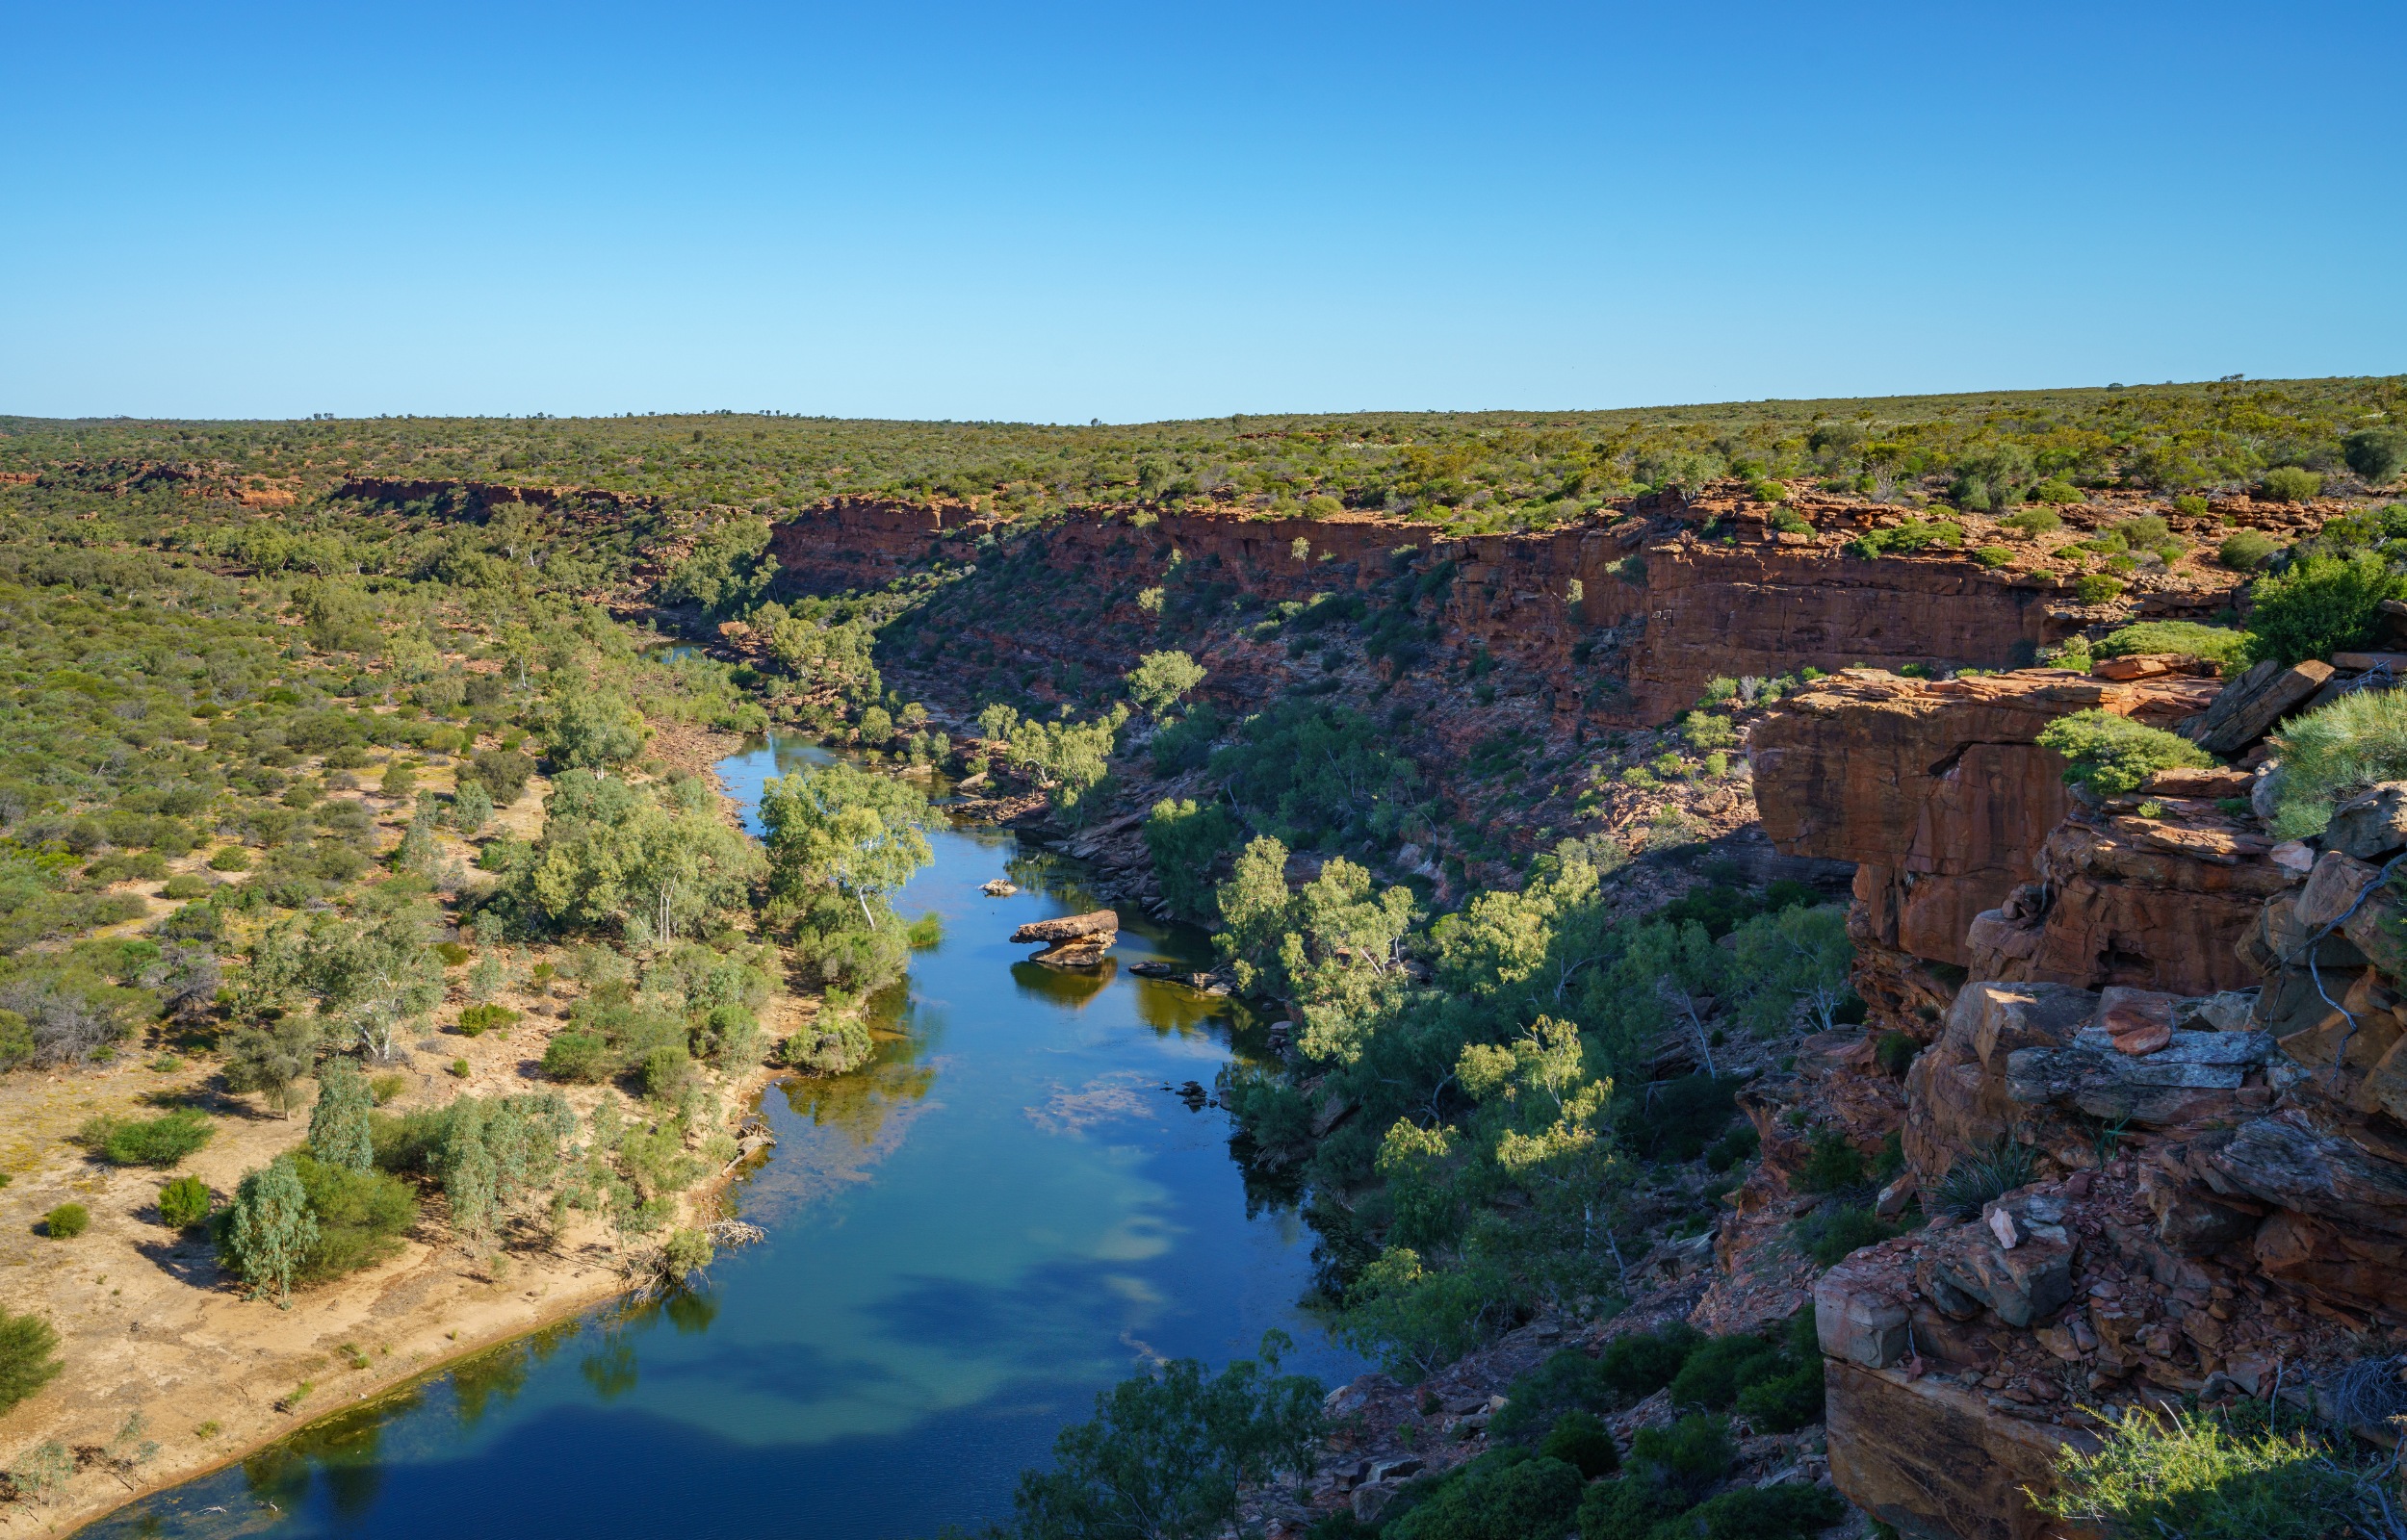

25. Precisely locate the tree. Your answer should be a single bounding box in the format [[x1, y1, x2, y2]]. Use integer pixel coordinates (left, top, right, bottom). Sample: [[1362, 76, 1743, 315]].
[[1729, 905, 1853, 1035], [223, 1155, 320, 1305], [857, 705, 894, 746], [1460, 1017, 1622, 1287], [544, 684, 647, 771], [1279, 859, 1416, 1064], [0, 1309, 62, 1414], [1212, 837, 1294, 995], [308, 1056, 375, 1172], [660, 513, 774, 619], [2343, 428, 2405, 487], [1143, 799, 1239, 921], [759, 760, 938, 931], [1126, 651, 1206, 719], [305, 907, 445, 1060], [516, 773, 763, 940], [1627, 920, 1727, 1076], [220, 1014, 319, 1116], [996, 1345, 1326, 1540]]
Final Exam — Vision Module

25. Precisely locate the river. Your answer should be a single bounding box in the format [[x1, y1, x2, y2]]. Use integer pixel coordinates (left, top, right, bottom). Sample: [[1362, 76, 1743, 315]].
[[83, 733, 1358, 1540]]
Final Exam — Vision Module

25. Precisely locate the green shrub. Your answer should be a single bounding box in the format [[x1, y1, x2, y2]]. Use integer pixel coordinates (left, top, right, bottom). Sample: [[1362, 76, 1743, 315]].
[[2035, 709, 2213, 797], [1792, 1203, 1896, 1265], [1795, 1130, 1867, 1194], [1682, 712, 1737, 751], [2244, 550, 2407, 666], [161, 872, 213, 900], [640, 1043, 691, 1099], [1875, 1031, 1918, 1077], [207, 846, 251, 872], [1541, 1409, 1620, 1478], [1668, 1334, 1784, 1412], [1702, 1123, 1758, 1172], [1974, 545, 2015, 569], [2028, 479, 2083, 505], [81, 1108, 216, 1168], [2093, 621, 2248, 668], [2259, 466, 2324, 503], [2344, 429, 2406, 487], [1768, 508, 1811, 535], [2074, 574, 2126, 605], [289, 1152, 418, 1282], [1628, 1414, 1735, 1499], [1596, 1323, 1708, 1405], [433, 941, 472, 967], [2266, 688, 2407, 839], [2033, 1405, 2373, 1540], [903, 911, 944, 950], [157, 1174, 213, 1229], [456, 1003, 519, 1037], [1999, 507, 2062, 537], [44, 1203, 91, 1238], [1733, 1358, 1825, 1434], [1387, 1449, 1584, 1540], [0, 1309, 63, 1413], [1847, 518, 1963, 558], [1491, 1349, 1618, 1443], [540, 1030, 612, 1083], [1578, 1473, 1686, 1540], [2218, 530, 2279, 570], [1674, 1483, 1847, 1539], [1931, 1139, 2039, 1220]]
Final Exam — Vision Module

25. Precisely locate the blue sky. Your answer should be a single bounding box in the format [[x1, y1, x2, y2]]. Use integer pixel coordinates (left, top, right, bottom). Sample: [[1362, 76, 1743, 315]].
[[2, 2, 2399, 422]]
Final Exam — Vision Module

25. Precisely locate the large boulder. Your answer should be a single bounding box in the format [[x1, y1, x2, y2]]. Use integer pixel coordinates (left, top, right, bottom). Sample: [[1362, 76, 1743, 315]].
[[1011, 909, 1120, 967], [1825, 1361, 2086, 1540]]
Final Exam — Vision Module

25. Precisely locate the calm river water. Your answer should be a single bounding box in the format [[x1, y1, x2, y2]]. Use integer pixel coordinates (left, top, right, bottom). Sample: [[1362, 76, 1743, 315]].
[[85, 734, 1357, 1540]]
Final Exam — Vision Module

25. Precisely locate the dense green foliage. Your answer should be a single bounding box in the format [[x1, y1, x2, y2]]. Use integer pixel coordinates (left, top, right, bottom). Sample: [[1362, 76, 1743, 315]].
[[2034, 1405, 2381, 1540], [758, 759, 938, 995], [11, 377, 2397, 538], [2243, 550, 2407, 666], [2035, 709, 2213, 797], [0, 1309, 63, 1413], [79, 1107, 215, 1167], [2266, 688, 2407, 839], [157, 1173, 214, 1229], [2092, 621, 2248, 668], [982, 1347, 1326, 1540]]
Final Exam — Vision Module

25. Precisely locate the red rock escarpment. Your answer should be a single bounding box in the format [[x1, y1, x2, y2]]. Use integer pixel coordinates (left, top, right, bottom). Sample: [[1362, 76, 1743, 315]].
[[1748, 669, 2257, 1025], [767, 500, 2102, 726]]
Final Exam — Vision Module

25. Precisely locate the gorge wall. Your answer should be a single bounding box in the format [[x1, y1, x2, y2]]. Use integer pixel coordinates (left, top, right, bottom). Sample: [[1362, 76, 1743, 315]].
[[766, 494, 2107, 729]]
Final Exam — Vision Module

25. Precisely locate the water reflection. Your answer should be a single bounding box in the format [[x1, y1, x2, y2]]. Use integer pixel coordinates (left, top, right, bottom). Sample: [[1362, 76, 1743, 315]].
[[1009, 957, 1117, 1007]]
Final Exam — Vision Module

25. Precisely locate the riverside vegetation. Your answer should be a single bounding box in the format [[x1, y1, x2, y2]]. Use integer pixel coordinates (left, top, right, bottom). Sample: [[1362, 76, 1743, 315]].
[[5, 381, 2407, 1537]]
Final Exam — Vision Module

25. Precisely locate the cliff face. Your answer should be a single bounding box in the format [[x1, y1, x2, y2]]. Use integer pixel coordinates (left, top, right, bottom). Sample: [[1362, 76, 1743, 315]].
[[766, 498, 2105, 726]]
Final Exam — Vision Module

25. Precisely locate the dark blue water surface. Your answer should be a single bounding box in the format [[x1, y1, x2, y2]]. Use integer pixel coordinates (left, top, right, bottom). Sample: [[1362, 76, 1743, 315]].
[[88, 734, 1356, 1540]]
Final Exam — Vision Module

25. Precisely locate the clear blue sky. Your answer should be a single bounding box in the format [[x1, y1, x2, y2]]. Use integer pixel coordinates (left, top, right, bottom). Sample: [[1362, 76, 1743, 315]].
[[3, 2, 2399, 423]]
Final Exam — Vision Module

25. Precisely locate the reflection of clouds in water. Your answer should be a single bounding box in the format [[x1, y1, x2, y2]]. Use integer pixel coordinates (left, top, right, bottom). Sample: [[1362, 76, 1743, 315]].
[[1090, 1210, 1178, 1263], [1024, 1071, 1158, 1138]]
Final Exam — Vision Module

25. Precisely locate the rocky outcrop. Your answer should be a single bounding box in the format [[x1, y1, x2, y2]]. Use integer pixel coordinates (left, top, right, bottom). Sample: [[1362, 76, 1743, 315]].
[[1011, 910, 1119, 967], [1749, 669, 2228, 1029], [766, 498, 2167, 727]]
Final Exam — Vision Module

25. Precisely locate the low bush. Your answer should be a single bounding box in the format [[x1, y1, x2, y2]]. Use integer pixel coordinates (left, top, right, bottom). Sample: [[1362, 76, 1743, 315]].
[[2033, 1404, 2375, 1540], [1597, 1322, 1709, 1405], [0, 1309, 63, 1413], [1846, 518, 1962, 558], [2028, 479, 2083, 505], [2093, 621, 2248, 669], [161, 872, 213, 900], [2219, 530, 2279, 570], [43, 1203, 89, 1238], [289, 1152, 418, 1282], [1540, 1409, 1620, 1477], [1794, 1130, 1867, 1194], [2035, 709, 2213, 797], [157, 1174, 214, 1229], [81, 1108, 216, 1168], [1768, 508, 1810, 535], [540, 1030, 612, 1082], [1875, 1031, 1918, 1077], [207, 846, 252, 872], [1386, 1448, 1584, 1540], [1931, 1138, 2040, 1220], [2266, 688, 2407, 839], [2074, 574, 2126, 605], [2344, 428, 2405, 487], [1792, 1203, 1896, 1265], [1974, 544, 2015, 568], [455, 1003, 519, 1037], [1999, 507, 2063, 537], [1668, 1334, 1784, 1412], [2244, 550, 2407, 666], [2259, 466, 2323, 503]]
